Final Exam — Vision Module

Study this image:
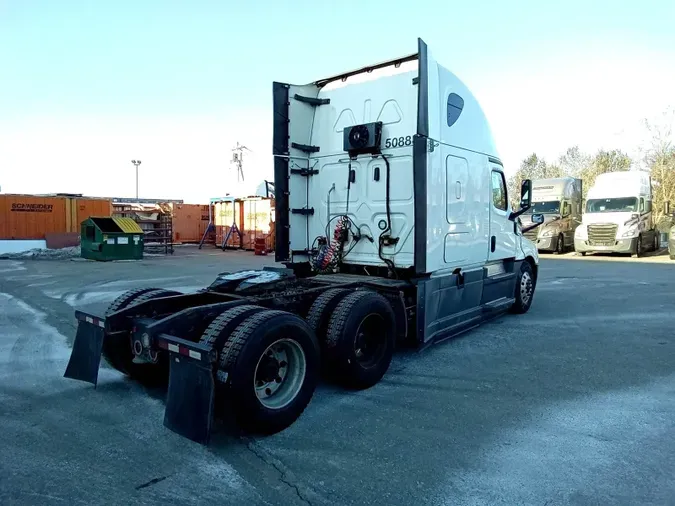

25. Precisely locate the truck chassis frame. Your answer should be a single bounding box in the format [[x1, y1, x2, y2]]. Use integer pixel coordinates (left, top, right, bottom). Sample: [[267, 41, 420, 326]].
[[65, 267, 412, 444]]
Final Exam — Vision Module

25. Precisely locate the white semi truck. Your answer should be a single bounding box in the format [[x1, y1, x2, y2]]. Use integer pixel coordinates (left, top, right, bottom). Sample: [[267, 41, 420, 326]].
[[521, 177, 583, 254], [574, 170, 660, 257], [63, 38, 543, 444]]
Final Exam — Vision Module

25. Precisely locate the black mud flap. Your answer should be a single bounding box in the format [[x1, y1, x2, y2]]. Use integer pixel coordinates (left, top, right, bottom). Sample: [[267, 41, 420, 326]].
[[158, 334, 217, 445], [64, 312, 106, 387]]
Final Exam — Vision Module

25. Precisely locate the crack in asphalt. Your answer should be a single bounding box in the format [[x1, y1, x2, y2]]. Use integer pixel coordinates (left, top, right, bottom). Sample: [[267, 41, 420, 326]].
[[244, 440, 313, 506], [135, 475, 170, 490]]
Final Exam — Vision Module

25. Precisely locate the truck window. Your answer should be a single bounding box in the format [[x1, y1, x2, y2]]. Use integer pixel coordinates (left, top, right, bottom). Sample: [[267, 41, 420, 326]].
[[525, 200, 560, 214], [586, 197, 638, 213], [562, 202, 570, 216], [639, 198, 645, 213], [447, 93, 464, 127], [491, 171, 507, 211]]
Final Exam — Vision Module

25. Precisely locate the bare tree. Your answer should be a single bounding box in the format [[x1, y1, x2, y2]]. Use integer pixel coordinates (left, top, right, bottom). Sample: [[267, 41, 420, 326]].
[[641, 107, 675, 229], [558, 146, 591, 177]]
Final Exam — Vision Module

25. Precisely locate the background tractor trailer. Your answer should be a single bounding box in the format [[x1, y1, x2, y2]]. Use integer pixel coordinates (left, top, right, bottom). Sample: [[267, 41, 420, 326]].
[[64, 38, 543, 445], [520, 177, 583, 254], [574, 171, 660, 257]]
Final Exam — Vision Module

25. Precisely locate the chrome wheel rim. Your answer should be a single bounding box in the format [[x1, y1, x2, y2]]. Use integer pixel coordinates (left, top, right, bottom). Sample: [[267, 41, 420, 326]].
[[520, 271, 533, 305], [254, 338, 306, 410]]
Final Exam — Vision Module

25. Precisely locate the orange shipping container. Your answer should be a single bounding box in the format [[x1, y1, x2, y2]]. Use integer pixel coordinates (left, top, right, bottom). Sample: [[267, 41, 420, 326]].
[[170, 203, 211, 243], [214, 200, 244, 248], [240, 198, 273, 250], [75, 199, 113, 228], [0, 194, 112, 240]]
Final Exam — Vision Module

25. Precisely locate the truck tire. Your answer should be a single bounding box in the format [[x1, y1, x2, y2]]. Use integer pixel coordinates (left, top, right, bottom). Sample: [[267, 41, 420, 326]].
[[632, 235, 642, 258], [105, 287, 162, 317], [306, 288, 351, 350], [509, 261, 536, 314], [324, 290, 396, 390], [129, 288, 182, 311], [555, 234, 564, 254], [199, 304, 266, 349], [102, 288, 181, 379], [218, 310, 320, 435]]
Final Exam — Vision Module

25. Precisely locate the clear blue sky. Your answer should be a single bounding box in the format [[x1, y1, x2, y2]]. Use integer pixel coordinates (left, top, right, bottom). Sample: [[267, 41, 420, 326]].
[[1, 0, 673, 201]]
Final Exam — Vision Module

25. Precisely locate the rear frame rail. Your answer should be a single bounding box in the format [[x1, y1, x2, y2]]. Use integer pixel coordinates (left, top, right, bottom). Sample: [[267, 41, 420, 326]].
[[145, 300, 248, 343]]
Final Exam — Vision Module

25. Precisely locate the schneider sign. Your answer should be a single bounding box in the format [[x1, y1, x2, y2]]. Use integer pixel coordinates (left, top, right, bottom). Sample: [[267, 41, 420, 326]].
[[11, 203, 54, 213]]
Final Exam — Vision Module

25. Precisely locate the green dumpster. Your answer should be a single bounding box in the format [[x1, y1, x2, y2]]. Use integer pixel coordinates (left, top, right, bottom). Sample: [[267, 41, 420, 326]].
[[80, 217, 144, 261]]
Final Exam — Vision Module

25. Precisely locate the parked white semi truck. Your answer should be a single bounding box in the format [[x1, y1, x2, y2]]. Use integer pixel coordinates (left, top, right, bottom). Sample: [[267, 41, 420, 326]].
[[521, 177, 583, 254], [574, 171, 660, 257], [63, 38, 543, 444]]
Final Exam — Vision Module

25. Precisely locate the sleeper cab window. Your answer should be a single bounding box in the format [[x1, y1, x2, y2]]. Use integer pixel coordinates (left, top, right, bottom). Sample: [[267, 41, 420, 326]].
[[447, 93, 464, 127], [491, 171, 507, 211]]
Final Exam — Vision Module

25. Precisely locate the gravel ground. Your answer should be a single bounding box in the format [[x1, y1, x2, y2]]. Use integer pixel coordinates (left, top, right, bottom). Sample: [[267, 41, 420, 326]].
[[0, 247, 674, 506]]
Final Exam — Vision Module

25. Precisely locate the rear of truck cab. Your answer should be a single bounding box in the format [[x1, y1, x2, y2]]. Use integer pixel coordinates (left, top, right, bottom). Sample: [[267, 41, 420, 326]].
[[273, 40, 534, 276], [274, 56, 420, 271]]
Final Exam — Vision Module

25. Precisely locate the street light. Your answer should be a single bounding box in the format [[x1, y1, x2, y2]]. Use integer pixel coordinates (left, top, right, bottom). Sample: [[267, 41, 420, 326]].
[[131, 160, 141, 200]]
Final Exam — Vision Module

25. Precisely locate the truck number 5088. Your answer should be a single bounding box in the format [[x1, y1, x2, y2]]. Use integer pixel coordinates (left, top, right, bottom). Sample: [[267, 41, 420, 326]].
[[384, 136, 413, 148]]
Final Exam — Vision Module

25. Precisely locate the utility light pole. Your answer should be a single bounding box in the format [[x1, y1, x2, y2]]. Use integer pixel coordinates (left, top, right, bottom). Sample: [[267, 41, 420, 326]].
[[131, 160, 141, 200]]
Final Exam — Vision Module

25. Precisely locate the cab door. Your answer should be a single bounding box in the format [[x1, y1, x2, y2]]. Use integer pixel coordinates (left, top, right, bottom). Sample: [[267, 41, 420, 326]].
[[488, 166, 517, 262]]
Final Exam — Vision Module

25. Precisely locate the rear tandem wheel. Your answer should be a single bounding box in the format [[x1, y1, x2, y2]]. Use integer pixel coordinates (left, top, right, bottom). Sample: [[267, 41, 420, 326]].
[[216, 309, 321, 435], [324, 290, 396, 390]]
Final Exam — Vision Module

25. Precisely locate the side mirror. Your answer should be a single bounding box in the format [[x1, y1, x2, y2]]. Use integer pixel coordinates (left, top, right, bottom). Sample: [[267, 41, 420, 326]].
[[521, 212, 545, 234], [532, 213, 545, 225], [509, 179, 532, 221], [665, 200, 671, 216], [520, 179, 532, 209]]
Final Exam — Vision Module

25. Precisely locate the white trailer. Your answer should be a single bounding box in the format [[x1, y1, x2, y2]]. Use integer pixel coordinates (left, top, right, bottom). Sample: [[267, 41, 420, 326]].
[[574, 171, 660, 257], [63, 38, 543, 444]]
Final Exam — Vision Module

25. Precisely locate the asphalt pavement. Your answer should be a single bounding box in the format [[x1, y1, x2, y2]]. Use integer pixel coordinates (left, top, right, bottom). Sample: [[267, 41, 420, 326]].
[[0, 247, 674, 506]]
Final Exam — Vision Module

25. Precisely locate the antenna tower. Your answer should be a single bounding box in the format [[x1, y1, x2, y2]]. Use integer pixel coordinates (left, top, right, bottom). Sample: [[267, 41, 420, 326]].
[[231, 142, 252, 183]]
